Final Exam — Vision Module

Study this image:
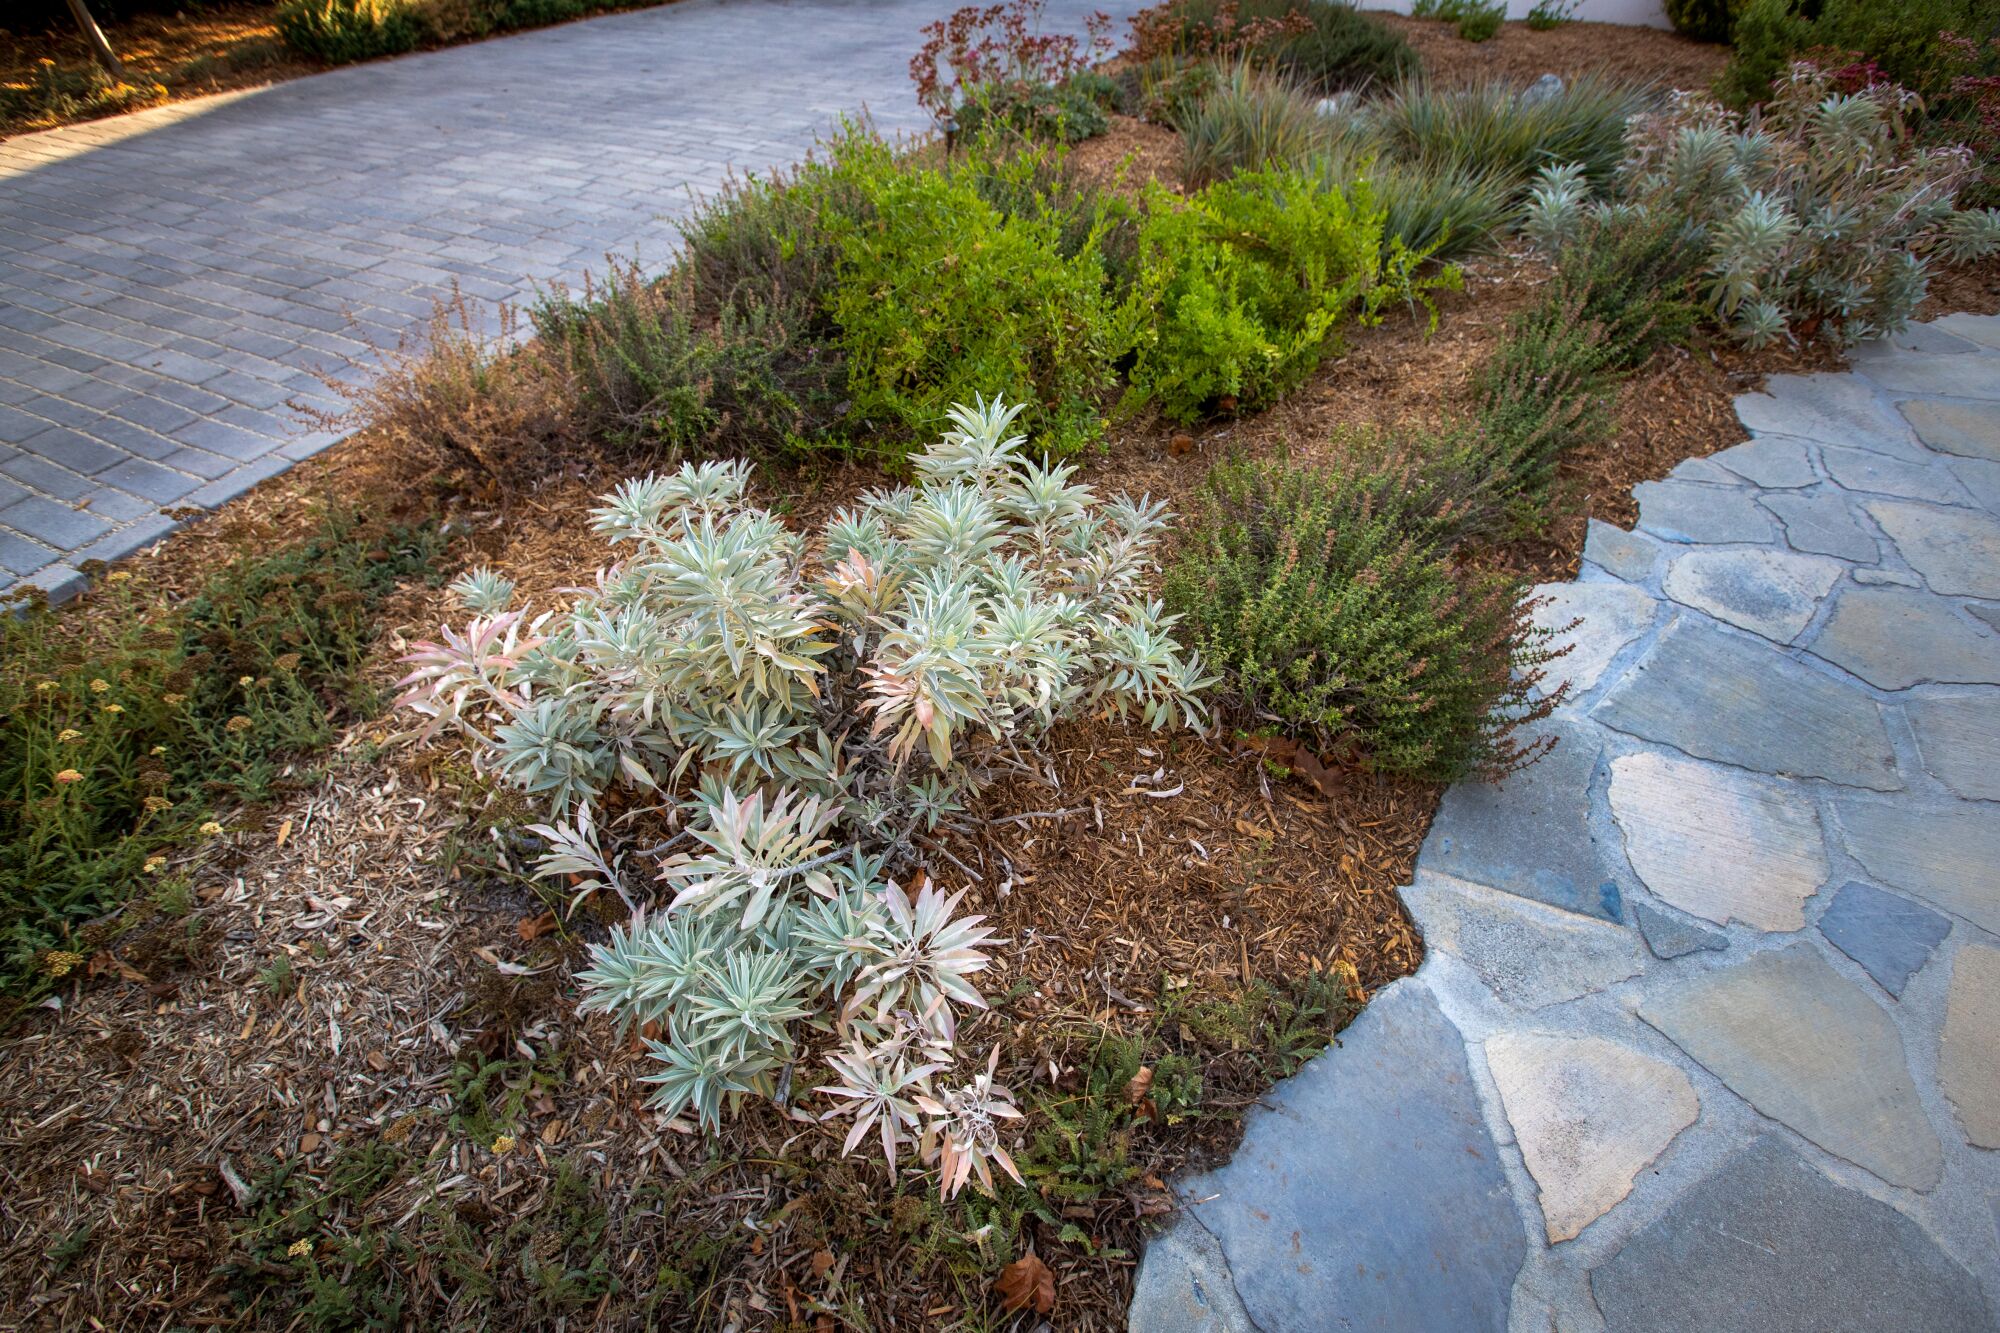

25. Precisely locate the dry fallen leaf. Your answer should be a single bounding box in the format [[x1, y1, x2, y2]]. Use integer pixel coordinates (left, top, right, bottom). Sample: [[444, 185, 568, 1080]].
[[1123, 1066, 1154, 1105], [811, 1249, 835, 1280], [995, 1250, 1055, 1316], [517, 911, 558, 942]]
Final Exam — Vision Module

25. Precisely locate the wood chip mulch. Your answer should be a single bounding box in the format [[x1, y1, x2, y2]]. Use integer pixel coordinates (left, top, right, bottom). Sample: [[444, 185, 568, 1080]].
[[3, 102, 1996, 1329]]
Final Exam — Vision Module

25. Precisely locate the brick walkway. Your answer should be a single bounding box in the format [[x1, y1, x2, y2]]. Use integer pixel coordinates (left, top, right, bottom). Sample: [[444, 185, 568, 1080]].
[[0, 0, 1139, 600]]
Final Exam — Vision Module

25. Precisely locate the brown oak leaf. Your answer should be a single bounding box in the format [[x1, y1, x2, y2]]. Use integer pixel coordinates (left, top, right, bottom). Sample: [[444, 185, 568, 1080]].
[[995, 1250, 1055, 1315]]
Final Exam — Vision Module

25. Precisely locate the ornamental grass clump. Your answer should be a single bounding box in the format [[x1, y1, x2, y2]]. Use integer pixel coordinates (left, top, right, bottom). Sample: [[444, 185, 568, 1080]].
[[397, 399, 1212, 1191], [1523, 64, 2000, 347], [1164, 450, 1565, 781]]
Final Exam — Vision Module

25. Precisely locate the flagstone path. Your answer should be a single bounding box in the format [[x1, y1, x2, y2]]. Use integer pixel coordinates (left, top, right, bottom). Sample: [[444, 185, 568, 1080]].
[[0, 0, 1138, 602], [1130, 315, 2000, 1332]]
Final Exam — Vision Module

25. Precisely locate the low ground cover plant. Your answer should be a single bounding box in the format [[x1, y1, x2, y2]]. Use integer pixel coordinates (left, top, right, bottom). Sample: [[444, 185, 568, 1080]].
[[0, 508, 445, 1003], [397, 400, 1213, 1184], [1524, 63, 2000, 346]]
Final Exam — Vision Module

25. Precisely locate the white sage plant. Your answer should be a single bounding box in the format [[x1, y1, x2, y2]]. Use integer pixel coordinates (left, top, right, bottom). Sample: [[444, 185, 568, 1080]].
[[399, 397, 1213, 1196], [1522, 63, 2000, 347]]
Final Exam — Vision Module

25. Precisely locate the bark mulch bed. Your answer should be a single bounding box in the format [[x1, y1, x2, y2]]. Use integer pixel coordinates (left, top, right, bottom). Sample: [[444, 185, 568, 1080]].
[[1380, 12, 1732, 91], [2, 108, 1996, 1330]]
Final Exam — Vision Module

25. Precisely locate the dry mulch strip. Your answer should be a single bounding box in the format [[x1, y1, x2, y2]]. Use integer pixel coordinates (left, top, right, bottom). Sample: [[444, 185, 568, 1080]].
[[5, 106, 1999, 1329], [1380, 12, 1732, 90]]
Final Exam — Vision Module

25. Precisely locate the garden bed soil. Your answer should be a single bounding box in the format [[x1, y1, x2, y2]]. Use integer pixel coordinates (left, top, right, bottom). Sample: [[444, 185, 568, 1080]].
[[1379, 12, 1732, 91], [0, 0, 682, 140], [4, 3, 312, 139], [5, 113, 1998, 1330]]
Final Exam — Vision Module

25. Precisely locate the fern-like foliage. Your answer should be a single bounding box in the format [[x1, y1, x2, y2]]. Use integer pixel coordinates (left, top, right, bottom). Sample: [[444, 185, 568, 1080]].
[[399, 397, 1213, 1191], [1522, 62, 2000, 347]]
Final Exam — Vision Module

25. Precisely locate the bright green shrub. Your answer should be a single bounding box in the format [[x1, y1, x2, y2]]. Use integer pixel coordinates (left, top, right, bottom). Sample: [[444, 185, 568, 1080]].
[[821, 136, 1138, 459], [1525, 67, 2000, 346], [274, 0, 424, 63], [1372, 76, 1648, 194], [1129, 168, 1454, 422], [530, 262, 844, 461], [1163, 453, 1562, 781], [1179, 63, 1329, 187], [0, 511, 445, 1000], [1664, 0, 1738, 41]]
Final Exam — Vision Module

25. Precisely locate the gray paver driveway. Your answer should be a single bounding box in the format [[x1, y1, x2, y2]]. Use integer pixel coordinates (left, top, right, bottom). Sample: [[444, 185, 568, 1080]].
[[0, 0, 1142, 599]]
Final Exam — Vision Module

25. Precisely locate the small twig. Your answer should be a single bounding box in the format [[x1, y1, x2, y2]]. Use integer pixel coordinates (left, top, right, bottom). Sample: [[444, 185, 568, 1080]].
[[984, 806, 1088, 827], [917, 839, 983, 883]]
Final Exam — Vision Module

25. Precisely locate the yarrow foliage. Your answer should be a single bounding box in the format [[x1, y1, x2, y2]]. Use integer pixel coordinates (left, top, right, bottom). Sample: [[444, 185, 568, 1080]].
[[1523, 63, 2000, 347], [398, 398, 1212, 1193]]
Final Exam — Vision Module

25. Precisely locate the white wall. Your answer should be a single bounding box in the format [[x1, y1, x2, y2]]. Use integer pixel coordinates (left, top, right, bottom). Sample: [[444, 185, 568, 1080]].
[[1359, 0, 1672, 30]]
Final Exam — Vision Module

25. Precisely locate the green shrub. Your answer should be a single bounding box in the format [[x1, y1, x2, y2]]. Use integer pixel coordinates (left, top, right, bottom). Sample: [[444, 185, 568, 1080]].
[[1526, 0, 1578, 30], [958, 72, 1118, 143], [1410, 0, 1505, 33], [1256, 0, 1420, 91], [1372, 76, 1648, 194], [1129, 167, 1454, 422], [1153, 0, 1418, 92], [1718, 0, 1998, 104], [1467, 210, 1701, 522], [1180, 62, 1329, 187], [530, 262, 844, 461], [1456, 0, 1505, 41], [1164, 453, 1562, 781], [1664, 0, 1738, 41], [274, 0, 425, 63], [1526, 67, 2000, 346], [676, 161, 856, 322], [0, 510, 446, 1000], [821, 135, 1138, 459]]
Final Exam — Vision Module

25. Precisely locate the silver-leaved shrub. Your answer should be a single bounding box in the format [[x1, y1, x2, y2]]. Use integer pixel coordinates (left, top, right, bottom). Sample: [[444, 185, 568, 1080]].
[[397, 397, 1212, 1194], [1523, 62, 2000, 347]]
